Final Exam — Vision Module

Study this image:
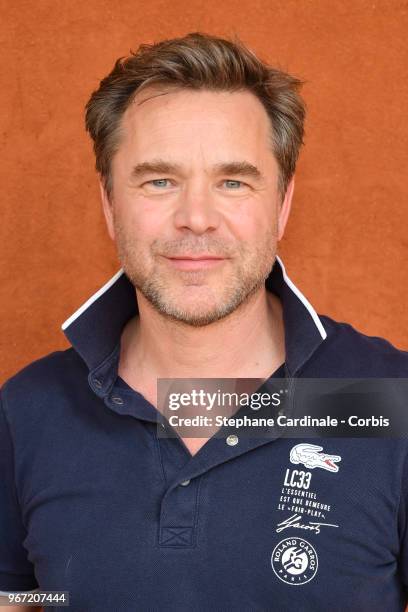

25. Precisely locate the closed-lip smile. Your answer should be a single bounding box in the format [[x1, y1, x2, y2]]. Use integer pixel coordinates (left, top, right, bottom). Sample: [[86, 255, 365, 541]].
[[162, 254, 227, 269], [167, 255, 225, 260]]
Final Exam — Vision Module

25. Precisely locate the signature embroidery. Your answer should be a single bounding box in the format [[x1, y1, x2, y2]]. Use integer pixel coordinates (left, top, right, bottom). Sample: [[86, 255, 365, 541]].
[[290, 443, 341, 472], [276, 513, 339, 534]]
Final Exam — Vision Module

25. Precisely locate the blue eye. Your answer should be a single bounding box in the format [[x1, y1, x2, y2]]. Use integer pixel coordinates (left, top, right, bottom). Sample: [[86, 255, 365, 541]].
[[150, 179, 170, 188], [224, 180, 242, 189]]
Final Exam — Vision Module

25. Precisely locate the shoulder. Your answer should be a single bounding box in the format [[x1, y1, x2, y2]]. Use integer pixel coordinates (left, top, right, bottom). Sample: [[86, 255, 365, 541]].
[[2, 347, 86, 391], [311, 314, 408, 376], [1, 348, 88, 418]]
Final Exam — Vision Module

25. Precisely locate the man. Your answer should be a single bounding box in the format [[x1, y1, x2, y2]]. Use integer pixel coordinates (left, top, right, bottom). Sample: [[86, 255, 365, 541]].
[[1, 32, 407, 611]]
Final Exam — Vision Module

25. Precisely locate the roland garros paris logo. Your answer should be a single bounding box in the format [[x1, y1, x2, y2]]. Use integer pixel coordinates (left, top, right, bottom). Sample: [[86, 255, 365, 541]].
[[271, 537, 318, 585]]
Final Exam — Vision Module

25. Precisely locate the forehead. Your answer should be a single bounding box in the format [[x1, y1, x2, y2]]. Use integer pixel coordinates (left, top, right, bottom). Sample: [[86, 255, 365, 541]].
[[118, 86, 273, 154]]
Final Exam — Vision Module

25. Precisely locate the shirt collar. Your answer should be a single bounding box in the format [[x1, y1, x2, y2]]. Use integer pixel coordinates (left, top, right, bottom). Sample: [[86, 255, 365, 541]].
[[61, 255, 327, 379]]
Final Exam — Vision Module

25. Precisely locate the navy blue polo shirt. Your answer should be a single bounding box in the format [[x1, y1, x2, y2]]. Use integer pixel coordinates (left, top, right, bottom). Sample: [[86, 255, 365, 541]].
[[1, 256, 408, 611]]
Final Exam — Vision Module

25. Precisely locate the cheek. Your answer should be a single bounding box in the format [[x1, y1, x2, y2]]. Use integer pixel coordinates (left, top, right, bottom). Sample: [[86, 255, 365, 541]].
[[226, 205, 273, 241], [114, 199, 158, 240]]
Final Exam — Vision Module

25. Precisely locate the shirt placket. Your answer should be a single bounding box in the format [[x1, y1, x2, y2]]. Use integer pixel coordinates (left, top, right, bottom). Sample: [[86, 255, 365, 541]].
[[89, 351, 292, 550]]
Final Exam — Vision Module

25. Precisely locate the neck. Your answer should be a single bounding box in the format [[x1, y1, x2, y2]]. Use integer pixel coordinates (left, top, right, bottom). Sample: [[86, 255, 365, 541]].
[[119, 286, 285, 381]]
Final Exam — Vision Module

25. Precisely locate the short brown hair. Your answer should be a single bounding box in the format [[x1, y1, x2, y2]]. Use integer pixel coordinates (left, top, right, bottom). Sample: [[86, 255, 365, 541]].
[[85, 32, 306, 201]]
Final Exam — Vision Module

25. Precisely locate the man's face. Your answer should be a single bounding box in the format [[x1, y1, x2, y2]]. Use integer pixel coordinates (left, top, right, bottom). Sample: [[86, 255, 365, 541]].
[[101, 86, 294, 327]]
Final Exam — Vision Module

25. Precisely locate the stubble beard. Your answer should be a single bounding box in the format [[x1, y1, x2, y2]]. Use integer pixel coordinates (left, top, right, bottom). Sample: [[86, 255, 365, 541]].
[[113, 218, 278, 328]]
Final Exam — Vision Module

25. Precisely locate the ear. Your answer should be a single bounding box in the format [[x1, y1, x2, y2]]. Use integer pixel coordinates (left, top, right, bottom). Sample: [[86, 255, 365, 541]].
[[99, 179, 115, 241], [277, 176, 295, 241]]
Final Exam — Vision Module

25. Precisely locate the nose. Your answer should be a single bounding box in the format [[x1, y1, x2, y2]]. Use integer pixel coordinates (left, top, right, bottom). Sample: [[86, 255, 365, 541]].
[[172, 180, 221, 234]]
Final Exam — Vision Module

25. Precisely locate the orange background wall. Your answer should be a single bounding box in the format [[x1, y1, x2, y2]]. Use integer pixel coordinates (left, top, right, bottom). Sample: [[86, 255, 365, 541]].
[[1, 0, 408, 382]]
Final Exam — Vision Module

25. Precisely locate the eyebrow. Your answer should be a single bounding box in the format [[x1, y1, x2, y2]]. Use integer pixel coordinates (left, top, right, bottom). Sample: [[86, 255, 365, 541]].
[[130, 159, 264, 181]]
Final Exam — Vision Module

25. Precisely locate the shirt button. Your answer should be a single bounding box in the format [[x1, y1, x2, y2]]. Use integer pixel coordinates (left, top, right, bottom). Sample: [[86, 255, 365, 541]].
[[112, 396, 124, 405], [226, 434, 239, 446], [180, 480, 191, 486], [93, 378, 102, 389]]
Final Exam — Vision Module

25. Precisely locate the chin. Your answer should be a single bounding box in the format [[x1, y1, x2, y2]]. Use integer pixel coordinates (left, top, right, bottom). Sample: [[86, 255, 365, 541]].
[[161, 297, 238, 326]]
